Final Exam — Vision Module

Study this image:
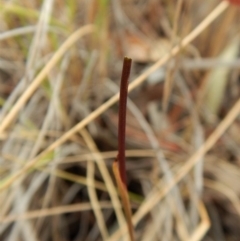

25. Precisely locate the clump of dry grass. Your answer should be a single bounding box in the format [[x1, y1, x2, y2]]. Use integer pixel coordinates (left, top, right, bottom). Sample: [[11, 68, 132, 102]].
[[1, 0, 240, 240]]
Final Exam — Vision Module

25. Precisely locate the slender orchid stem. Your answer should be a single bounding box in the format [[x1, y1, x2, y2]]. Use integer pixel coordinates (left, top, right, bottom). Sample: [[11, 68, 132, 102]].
[[118, 57, 132, 185]]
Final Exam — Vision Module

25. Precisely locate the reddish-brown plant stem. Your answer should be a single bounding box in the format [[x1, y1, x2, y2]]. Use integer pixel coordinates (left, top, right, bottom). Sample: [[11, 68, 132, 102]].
[[118, 57, 132, 186]]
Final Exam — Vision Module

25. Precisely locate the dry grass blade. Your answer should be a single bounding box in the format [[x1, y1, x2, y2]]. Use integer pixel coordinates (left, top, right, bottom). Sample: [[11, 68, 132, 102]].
[[112, 162, 135, 241], [0, 201, 113, 224], [162, 0, 183, 112], [82, 128, 109, 240], [188, 201, 210, 241], [0, 24, 95, 135], [0, 26, 48, 40], [57, 149, 157, 164], [39, 167, 107, 191]]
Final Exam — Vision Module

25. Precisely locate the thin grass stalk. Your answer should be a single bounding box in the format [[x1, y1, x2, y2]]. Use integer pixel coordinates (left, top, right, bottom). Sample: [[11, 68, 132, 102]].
[[114, 57, 135, 241], [117, 57, 132, 185]]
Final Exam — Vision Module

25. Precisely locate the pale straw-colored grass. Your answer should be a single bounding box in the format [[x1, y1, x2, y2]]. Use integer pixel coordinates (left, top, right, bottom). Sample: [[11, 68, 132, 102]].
[[2, 0, 240, 240]]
